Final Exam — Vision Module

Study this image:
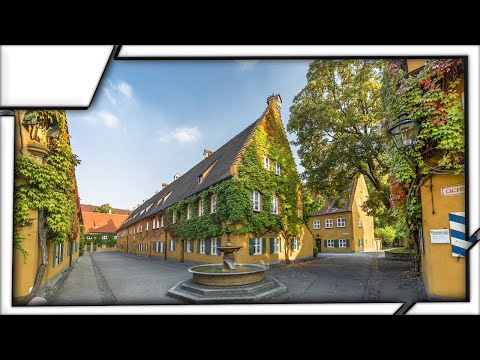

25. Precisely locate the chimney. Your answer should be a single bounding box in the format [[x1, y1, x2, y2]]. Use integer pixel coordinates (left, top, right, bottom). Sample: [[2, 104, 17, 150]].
[[267, 93, 282, 109], [162, 182, 169, 189], [173, 173, 180, 181], [203, 149, 213, 158]]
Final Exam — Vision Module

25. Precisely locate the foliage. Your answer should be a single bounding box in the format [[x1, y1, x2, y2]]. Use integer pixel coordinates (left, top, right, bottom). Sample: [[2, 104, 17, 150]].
[[288, 59, 391, 216], [94, 203, 115, 214], [313, 247, 319, 257], [14, 111, 81, 259], [83, 233, 117, 247], [163, 109, 312, 242], [375, 226, 396, 248], [386, 247, 412, 254]]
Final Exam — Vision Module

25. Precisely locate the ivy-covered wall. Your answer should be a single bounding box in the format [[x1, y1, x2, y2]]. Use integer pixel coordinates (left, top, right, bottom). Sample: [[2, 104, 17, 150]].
[[83, 232, 117, 248]]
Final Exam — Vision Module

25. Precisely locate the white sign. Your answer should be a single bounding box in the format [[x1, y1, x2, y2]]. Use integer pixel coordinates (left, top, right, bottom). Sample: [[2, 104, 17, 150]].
[[441, 184, 465, 197], [430, 229, 450, 244]]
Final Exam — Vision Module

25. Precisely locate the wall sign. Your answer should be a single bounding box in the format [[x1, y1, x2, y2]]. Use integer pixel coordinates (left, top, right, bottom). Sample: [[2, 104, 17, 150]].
[[441, 184, 465, 197], [430, 229, 450, 244]]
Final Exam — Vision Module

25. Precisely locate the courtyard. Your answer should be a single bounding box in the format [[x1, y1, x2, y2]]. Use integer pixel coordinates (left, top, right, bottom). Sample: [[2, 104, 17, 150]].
[[49, 251, 426, 309]]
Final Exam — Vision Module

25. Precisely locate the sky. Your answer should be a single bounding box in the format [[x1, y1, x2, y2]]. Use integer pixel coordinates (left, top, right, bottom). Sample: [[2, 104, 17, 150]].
[[66, 60, 312, 210]]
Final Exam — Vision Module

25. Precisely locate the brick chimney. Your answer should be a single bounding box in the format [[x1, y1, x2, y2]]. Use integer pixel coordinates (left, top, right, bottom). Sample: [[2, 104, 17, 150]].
[[162, 182, 169, 189], [267, 93, 282, 109], [203, 149, 213, 158]]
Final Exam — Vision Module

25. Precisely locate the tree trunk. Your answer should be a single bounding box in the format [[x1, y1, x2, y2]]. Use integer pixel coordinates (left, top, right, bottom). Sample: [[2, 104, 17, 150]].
[[21, 210, 48, 305], [284, 237, 290, 264]]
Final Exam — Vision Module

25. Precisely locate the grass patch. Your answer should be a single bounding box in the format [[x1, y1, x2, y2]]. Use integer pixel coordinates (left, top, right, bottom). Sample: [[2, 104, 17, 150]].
[[385, 247, 412, 254]]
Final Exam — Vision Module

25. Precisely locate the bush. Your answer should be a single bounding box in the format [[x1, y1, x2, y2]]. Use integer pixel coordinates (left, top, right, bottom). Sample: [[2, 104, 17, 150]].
[[313, 247, 319, 257]]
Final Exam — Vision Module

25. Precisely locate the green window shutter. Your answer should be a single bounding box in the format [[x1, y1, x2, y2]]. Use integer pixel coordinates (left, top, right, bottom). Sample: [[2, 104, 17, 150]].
[[53, 243, 57, 266], [197, 240, 200, 253], [217, 239, 221, 255], [346, 239, 350, 248], [184, 240, 187, 252], [324, 240, 327, 248], [163, 241, 166, 253], [334, 239, 339, 248], [249, 238, 254, 255], [269, 238, 275, 254], [290, 238, 295, 250], [205, 239, 211, 255], [262, 238, 267, 254]]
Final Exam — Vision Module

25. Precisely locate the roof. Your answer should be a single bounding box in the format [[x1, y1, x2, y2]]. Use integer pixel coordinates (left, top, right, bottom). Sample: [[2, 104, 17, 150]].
[[82, 211, 130, 233], [313, 177, 358, 216], [80, 204, 131, 215], [118, 114, 265, 231]]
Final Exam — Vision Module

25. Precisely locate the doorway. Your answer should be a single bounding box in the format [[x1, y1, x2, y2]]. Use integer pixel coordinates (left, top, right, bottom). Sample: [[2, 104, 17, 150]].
[[316, 238, 322, 252]]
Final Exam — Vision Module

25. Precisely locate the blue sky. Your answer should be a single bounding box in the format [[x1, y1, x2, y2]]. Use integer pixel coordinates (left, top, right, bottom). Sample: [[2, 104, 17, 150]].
[[66, 60, 312, 210]]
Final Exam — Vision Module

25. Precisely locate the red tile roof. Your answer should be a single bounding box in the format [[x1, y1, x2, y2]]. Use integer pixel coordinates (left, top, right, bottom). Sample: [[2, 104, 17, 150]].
[[82, 211, 130, 233], [312, 177, 357, 216], [80, 204, 131, 215]]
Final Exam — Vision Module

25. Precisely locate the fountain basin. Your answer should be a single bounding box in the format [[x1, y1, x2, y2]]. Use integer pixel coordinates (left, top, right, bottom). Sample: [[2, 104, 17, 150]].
[[188, 263, 267, 286]]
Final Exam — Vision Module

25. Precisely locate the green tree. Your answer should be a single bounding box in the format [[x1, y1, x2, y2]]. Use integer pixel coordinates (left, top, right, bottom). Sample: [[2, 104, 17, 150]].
[[375, 226, 396, 248], [94, 203, 115, 214], [288, 59, 392, 219]]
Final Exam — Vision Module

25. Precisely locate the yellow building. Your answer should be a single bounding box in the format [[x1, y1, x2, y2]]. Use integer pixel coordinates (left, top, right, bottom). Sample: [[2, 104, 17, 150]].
[[307, 174, 375, 253], [117, 95, 313, 265], [390, 59, 466, 299], [13, 110, 81, 304]]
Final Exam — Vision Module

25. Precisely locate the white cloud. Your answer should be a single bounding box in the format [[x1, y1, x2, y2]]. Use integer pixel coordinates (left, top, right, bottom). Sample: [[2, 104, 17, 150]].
[[117, 81, 133, 99], [103, 79, 134, 104], [158, 126, 201, 144], [104, 88, 116, 105], [98, 111, 120, 128]]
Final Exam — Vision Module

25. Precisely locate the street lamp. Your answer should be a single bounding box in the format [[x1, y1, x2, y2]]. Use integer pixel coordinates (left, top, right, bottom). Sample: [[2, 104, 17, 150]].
[[387, 110, 421, 152]]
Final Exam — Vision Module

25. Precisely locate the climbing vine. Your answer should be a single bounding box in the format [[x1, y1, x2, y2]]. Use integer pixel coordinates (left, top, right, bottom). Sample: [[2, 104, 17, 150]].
[[14, 110, 81, 259], [381, 59, 464, 271], [163, 109, 321, 247]]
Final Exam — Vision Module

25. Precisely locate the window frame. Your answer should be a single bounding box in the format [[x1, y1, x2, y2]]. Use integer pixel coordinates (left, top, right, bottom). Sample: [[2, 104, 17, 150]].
[[313, 220, 320, 229], [198, 199, 204, 216], [251, 191, 261, 212], [187, 239, 193, 253], [293, 237, 300, 251], [199, 239, 206, 254], [337, 218, 346, 228], [211, 238, 218, 255], [271, 195, 278, 215], [170, 239, 175, 251], [253, 238, 262, 255], [325, 219, 333, 229], [187, 205, 192, 220], [102, 235, 107, 240], [273, 237, 280, 254], [339, 239, 347, 247], [275, 162, 281, 176], [172, 211, 177, 224], [211, 194, 217, 214], [358, 218, 362, 228], [327, 239, 335, 247], [263, 156, 270, 170]]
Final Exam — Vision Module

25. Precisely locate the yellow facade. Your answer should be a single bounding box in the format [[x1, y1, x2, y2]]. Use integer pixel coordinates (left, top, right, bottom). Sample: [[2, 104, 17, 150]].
[[420, 174, 465, 299], [13, 110, 80, 301], [308, 174, 375, 253]]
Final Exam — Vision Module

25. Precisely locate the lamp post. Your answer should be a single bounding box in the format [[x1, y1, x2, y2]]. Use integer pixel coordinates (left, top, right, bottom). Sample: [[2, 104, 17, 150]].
[[387, 110, 421, 153]]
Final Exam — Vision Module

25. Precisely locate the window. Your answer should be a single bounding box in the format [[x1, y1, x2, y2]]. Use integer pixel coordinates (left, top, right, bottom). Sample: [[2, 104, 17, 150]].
[[198, 175, 203, 184], [87, 236, 92, 240], [325, 219, 333, 228], [275, 162, 281, 176], [153, 219, 156, 229], [198, 199, 204, 216], [337, 218, 346, 228], [211, 194, 217, 213], [358, 218, 362, 228], [145, 243, 149, 251], [187, 205, 192, 220], [102, 235, 107, 240], [146, 222, 149, 231], [253, 238, 262, 255], [170, 239, 175, 251], [160, 216, 164, 228], [358, 238, 364, 247], [358, 197, 362, 206], [313, 220, 320, 229], [251, 191, 260, 212], [211, 238, 218, 255], [327, 239, 335, 247], [273, 238, 280, 254], [293, 237, 300, 251], [140, 225, 143, 232], [199, 239, 206, 254], [263, 156, 270, 169], [187, 239, 193, 253], [271, 196, 278, 215], [339, 239, 347, 247], [160, 241, 165, 253], [102, 244, 107, 249], [173, 211, 177, 224]]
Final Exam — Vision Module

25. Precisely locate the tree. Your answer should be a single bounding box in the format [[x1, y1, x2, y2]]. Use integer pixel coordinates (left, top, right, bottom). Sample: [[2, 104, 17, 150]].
[[288, 60, 391, 217], [94, 203, 115, 214]]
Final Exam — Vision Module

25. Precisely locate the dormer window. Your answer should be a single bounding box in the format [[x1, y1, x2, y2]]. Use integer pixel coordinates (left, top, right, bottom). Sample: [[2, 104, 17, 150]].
[[198, 175, 203, 184]]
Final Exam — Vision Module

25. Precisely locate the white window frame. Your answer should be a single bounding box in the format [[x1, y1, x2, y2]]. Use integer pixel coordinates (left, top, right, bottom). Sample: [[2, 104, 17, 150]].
[[337, 218, 346, 228], [263, 156, 270, 169], [358, 218, 362, 228], [160, 216, 164, 228], [102, 235, 107, 240], [187, 239, 193, 253], [102, 244, 107, 249], [199, 239, 206, 254], [293, 237, 300, 251], [211, 238, 218, 255], [252, 191, 261, 212], [325, 219, 333, 229], [87, 236, 92, 240], [146, 222, 149, 231], [172, 211, 176, 224], [313, 220, 320, 229], [273, 237, 280, 254], [160, 241, 165, 253], [339, 239, 347, 248], [140, 225, 143, 232], [187, 205, 192, 220], [211, 194, 217, 214], [275, 162, 281, 176], [198, 175, 203, 184], [170, 239, 175, 251], [198, 199, 204, 216], [327, 239, 335, 247], [145, 243, 149, 251], [253, 238, 262, 255], [271, 196, 278, 215]]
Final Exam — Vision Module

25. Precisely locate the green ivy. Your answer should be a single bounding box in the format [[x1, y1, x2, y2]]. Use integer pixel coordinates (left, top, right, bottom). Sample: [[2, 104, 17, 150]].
[[14, 111, 80, 260]]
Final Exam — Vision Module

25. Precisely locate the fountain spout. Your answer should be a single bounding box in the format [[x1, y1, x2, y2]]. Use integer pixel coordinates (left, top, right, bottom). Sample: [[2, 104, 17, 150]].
[[223, 258, 235, 270]]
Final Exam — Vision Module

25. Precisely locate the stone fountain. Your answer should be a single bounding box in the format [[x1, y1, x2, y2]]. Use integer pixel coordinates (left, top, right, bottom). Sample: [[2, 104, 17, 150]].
[[167, 228, 286, 304]]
